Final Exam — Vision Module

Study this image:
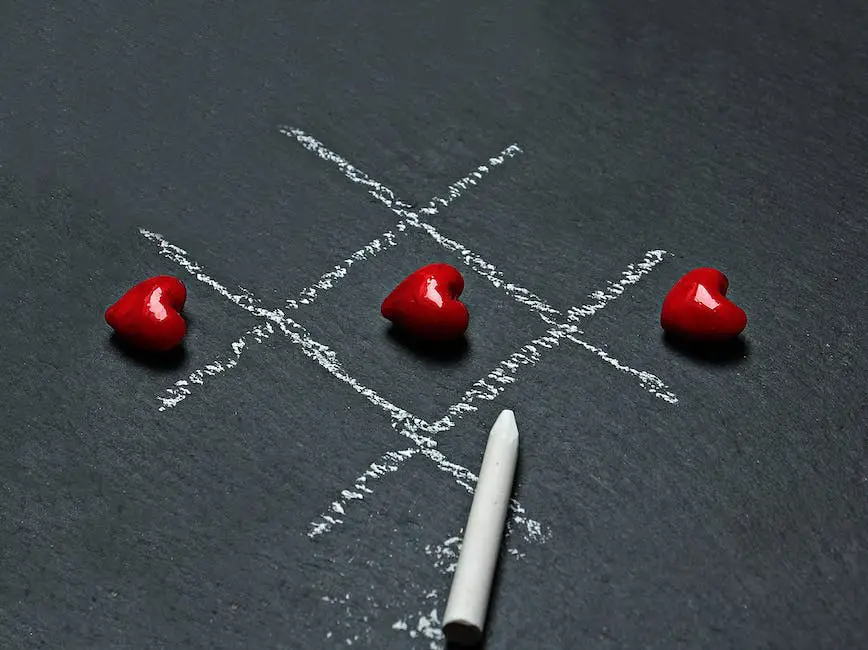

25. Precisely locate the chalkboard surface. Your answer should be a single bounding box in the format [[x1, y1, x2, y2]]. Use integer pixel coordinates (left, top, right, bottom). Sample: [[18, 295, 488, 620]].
[[2, 2, 867, 648]]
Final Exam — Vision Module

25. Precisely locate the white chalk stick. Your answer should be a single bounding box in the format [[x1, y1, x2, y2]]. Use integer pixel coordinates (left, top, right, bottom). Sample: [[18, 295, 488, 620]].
[[442, 409, 520, 646]]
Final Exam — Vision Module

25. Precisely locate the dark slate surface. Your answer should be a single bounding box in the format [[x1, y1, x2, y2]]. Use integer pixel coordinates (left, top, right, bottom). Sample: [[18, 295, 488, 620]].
[[2, 1, 867, 648]]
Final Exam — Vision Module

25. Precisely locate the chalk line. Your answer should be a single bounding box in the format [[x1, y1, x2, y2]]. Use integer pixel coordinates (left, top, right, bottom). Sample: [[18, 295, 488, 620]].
[[309, 432, 547, 544], [565, 332, 677, 403], [286, 220, 410, 310], [568, 249, 670, 322], [392, 528, 525, 649], [308, 448, 419, 538], [158, 128, 673, 414], [140, 128, 684, 650], [139, 229, 295, 335], [426, 325, 677, 433], [280, 130, 520, 310], [304, 315, 576, 541], [283, 130, 667, 332], [280, 126, 520, 218], [148, 226, 673, 541], [281, 126, 407, 210], [156, 323, 274, 412], [427, 250, 678, 433], [410, 215, 563, 318]]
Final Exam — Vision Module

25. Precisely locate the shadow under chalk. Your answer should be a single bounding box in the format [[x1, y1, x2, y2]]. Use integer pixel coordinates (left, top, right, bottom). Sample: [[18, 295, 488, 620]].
[[662, 332, 750, 366], [385, 325, 470, 365], [107, 332, 188, 372]]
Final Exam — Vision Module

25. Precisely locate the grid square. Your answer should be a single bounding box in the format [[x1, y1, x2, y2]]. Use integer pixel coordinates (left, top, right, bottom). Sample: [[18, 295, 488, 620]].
[[293, 230, 547, 424]]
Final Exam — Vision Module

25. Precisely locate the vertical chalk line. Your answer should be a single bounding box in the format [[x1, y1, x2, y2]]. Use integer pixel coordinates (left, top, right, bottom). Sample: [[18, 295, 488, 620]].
[[308, 400, 544, 542], [391, 514, 538, 649], [139, 229, 295, 335], [279, 126, 521, 314], [285, 220, 410, 310], [280, 130, 520, 311], [409, 214, 563, 318], [565, 332, 677, 403], [413, 233, 677, 403], [257, 128, 675, 642], [278, 131, 675, 403]]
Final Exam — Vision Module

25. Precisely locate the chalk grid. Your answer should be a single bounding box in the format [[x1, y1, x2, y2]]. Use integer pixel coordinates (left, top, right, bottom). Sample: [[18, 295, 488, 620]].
[[141, 127, 678, 648]]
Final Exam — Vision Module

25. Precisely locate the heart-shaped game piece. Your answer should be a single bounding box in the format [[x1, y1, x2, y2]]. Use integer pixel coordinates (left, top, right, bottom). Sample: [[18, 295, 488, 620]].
[[105, 276, 188, 351], [381, 263, 469, 341], [660, 268, 747, 340]]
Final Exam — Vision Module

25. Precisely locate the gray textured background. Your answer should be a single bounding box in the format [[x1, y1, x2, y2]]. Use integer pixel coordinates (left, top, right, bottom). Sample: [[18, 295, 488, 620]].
[[1, 1, 866, 648]]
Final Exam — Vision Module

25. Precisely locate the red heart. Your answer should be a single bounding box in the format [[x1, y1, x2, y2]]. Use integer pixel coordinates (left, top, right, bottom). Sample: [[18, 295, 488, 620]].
[[105, 276, 188, 351], [661, 268, 747, 340], [381, 263, 469, 341]]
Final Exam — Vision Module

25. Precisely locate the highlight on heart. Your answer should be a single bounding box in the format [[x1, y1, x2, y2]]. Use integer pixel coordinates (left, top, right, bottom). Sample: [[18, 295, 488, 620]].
[[381, 263, 470, 341], [105, 275, 188, 351]]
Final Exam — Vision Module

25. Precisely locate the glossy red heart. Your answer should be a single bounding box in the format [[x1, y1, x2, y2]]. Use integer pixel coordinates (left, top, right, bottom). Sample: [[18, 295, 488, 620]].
[[105, 276, 187, 351], [661, 268, 747, 340], [381, 263, 469, 341]]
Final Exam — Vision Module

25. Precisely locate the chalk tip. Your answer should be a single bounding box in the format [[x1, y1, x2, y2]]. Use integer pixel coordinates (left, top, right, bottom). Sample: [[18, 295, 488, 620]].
[[443, 619, 483, 646], [490, 409, 518, 444]]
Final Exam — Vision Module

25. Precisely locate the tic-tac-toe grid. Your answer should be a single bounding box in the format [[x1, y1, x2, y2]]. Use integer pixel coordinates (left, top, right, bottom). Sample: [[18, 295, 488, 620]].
[[142, 126, 678, 543]]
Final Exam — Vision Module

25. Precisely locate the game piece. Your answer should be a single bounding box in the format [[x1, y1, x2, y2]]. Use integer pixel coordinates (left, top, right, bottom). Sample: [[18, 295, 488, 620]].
[[443, 409, 519, 646], [381, 263, 469, 341], [661, 268, 747, 340], [105, 275, 188, 351]]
